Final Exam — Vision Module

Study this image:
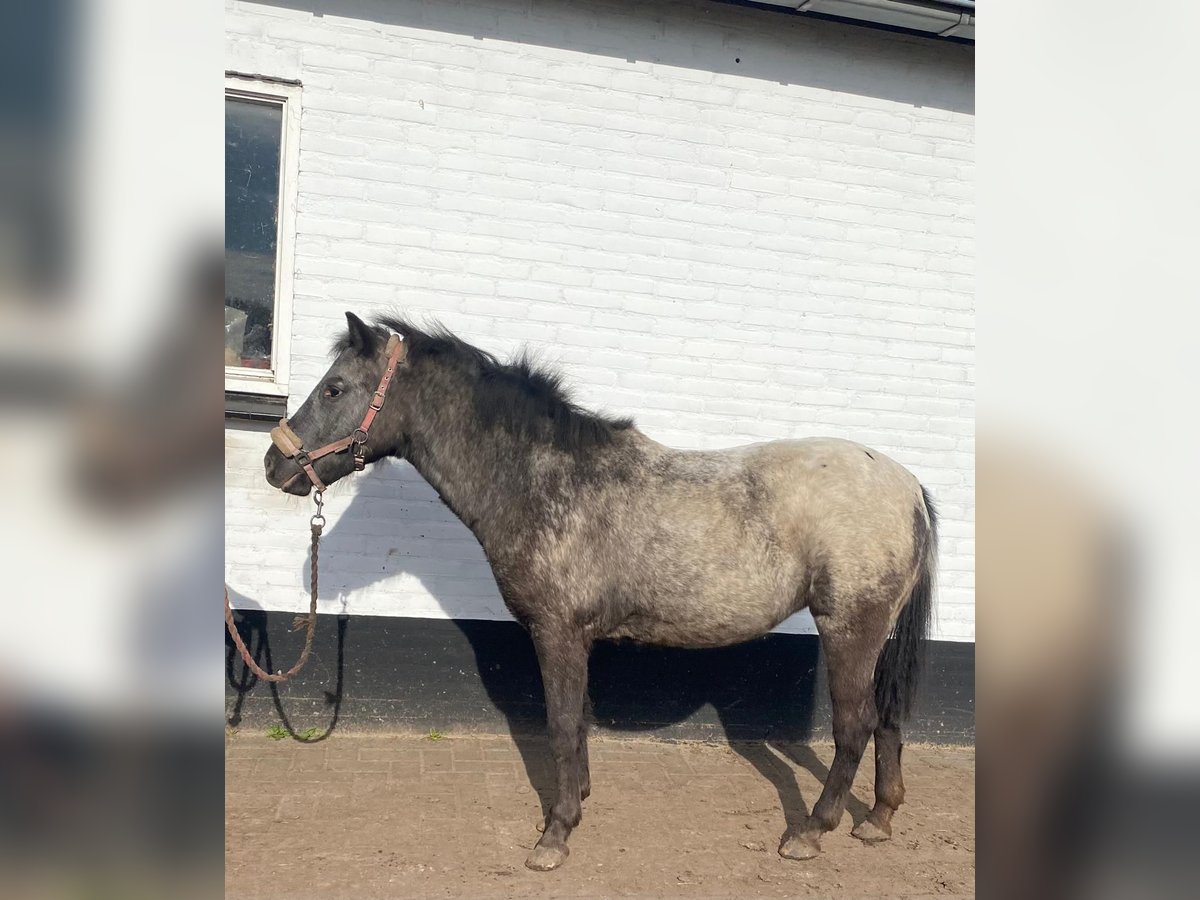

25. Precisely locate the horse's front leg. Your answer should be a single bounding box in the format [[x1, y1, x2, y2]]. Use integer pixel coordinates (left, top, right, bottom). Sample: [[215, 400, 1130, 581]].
[[525, 623, 591, 871], [578, 696, 592, 801]]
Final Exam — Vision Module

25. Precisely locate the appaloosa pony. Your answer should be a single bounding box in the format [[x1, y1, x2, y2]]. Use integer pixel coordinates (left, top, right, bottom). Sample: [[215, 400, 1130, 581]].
[[264, 312, 937, 871]]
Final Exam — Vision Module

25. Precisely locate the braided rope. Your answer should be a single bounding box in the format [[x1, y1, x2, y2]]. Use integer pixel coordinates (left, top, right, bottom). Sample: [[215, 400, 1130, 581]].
[[224, 507, 323, 683]]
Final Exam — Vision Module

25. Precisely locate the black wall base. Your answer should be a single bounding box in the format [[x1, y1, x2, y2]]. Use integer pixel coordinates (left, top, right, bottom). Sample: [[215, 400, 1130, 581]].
[[225, 613, 974, 744]]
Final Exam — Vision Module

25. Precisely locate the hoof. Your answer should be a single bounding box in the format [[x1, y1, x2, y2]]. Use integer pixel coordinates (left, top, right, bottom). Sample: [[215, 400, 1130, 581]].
[[779, 833, 822, 861], [525, 842, 569, 871], [851, 818, 892, 844]]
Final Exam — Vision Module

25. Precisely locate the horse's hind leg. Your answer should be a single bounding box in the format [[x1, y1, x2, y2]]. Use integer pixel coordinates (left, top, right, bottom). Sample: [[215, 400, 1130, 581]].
[[525, 623, 590, 871], [852, 715, 905, 842], [779, 611, 886, 861]]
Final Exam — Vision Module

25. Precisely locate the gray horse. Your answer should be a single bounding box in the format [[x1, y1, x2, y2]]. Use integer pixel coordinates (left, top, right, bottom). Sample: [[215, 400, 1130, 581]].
[[264, 312, 938, 871]]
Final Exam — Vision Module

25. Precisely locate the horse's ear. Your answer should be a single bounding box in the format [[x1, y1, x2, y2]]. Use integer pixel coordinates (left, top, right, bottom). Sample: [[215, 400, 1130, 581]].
[[344, 311, 378, 355]]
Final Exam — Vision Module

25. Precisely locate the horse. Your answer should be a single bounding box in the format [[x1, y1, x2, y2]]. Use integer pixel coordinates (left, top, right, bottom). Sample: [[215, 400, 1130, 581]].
[[263, 311, 938, 871]]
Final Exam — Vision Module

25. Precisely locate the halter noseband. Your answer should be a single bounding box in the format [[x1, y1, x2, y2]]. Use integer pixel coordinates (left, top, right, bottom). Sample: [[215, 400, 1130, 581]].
[[270, 334, 406, 492]]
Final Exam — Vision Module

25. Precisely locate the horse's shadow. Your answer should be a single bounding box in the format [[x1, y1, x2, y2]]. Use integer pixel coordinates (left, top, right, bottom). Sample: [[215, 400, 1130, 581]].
[[226, 463, 870, 829]]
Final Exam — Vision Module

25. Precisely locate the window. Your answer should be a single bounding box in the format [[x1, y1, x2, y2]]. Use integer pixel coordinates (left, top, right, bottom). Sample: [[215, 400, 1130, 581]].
[[224, 74, 299, 398]]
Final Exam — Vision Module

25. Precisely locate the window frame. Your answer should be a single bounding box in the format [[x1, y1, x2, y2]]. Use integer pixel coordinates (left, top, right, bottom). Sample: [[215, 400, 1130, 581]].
[[224, 73, 301, 399]]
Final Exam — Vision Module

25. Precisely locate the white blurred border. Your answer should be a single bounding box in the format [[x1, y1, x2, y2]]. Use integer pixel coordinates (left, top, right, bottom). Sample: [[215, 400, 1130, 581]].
[[0, 1, 223, 719], [981, 1, 1200, 760], [81, 0, 224, 367]]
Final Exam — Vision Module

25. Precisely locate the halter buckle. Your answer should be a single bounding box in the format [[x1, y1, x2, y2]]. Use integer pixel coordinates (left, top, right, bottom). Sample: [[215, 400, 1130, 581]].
[[351, 428, 369, 471]]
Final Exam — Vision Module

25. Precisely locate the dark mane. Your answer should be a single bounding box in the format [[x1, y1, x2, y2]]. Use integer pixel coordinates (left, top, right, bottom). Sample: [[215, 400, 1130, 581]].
[[333, 315, 633, 453]]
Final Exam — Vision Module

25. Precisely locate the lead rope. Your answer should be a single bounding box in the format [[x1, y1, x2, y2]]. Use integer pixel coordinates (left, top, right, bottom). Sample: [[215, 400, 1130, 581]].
[[224, 491, 326, 682]]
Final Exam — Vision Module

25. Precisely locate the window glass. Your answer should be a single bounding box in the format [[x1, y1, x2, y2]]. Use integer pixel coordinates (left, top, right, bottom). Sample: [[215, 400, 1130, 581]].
[[225, 97, 282, 370]]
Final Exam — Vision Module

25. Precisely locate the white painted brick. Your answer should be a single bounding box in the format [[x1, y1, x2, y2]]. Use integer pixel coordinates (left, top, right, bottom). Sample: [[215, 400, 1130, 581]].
[[619, 334, 688, 356], [226, 0, 974, 641]]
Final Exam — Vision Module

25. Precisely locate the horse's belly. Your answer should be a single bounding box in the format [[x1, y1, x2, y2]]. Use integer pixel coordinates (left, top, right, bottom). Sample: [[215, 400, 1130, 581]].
[[609, 580, 800, 649]]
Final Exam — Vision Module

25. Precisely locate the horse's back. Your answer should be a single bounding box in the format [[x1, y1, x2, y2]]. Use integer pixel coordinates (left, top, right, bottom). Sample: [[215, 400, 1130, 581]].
[[644, 435, 923, 534], [746, 437, 922, 521]]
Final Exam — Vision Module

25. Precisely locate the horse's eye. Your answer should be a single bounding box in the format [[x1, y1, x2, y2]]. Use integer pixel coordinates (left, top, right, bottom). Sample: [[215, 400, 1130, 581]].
[[323, 384, 342, 400]]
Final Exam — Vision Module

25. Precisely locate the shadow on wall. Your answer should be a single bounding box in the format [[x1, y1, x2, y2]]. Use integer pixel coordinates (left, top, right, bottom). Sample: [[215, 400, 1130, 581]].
[[256, 0, 973, 115], [225, 463, 863, 824]]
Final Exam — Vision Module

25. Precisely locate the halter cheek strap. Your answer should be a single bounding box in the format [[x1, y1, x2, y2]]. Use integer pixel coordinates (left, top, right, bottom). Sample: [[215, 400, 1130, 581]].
[[270, 334, 406, 491]]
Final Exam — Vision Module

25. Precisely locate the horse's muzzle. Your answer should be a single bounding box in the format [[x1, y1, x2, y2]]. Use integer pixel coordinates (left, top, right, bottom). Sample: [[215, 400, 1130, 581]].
[[264, 443, 313, 496], [279, 469, 313, 496]]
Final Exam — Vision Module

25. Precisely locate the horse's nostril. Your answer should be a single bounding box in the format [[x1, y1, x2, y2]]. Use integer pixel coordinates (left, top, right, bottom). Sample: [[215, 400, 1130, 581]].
[[264, 448, 288, 488]]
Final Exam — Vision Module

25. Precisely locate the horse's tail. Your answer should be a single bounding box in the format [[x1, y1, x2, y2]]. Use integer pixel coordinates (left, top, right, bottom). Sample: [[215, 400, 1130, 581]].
[[873, 484, 938, 724]]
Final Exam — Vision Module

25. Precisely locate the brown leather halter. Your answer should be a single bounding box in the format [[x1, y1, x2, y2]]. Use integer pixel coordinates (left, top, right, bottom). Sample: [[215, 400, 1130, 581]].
[[270, 333, 406, 492]]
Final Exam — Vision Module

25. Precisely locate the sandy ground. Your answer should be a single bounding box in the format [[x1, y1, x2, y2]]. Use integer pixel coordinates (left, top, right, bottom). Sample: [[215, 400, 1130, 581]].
[[226, 730, 974, 899]]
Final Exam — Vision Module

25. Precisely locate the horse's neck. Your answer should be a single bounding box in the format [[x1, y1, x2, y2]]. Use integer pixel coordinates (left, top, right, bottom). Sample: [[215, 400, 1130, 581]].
[[401, 396, 539, 553]]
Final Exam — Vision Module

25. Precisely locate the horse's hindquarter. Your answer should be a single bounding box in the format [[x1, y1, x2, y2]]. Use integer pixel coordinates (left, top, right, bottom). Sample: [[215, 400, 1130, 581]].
[[749, 438, 928, 623], [600, 437, 926, 648]]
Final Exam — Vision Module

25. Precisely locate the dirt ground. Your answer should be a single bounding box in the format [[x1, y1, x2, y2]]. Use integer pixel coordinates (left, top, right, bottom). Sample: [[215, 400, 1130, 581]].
[[226, 730, 974, 899]]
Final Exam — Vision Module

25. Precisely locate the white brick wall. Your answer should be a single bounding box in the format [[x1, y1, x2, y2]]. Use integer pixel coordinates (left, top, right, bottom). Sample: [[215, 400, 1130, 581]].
[[224, 0, 975, 641]]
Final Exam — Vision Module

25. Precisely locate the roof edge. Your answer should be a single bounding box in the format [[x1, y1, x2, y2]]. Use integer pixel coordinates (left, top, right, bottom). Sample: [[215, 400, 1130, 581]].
[[714, 0, 976, 44]]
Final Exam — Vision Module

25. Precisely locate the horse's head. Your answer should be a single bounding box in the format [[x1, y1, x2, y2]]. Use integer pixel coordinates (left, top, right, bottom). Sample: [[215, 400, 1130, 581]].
[[264, 311, 409, 496]]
